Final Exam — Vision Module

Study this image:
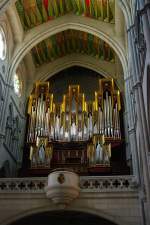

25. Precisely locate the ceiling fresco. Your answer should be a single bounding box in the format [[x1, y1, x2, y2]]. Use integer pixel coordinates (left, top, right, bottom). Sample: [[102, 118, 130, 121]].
[[16, 0, 115, 31], [31, 29, 115, 67]]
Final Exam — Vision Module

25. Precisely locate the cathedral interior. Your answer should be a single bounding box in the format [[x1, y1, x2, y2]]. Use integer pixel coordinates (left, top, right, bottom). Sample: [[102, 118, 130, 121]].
[[0, 1, 150, 225]]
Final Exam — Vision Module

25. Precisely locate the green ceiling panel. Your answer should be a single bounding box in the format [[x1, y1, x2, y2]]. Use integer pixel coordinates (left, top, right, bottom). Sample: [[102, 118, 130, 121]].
[[31, 29, 115, 67], [16, 0, 115, 31]]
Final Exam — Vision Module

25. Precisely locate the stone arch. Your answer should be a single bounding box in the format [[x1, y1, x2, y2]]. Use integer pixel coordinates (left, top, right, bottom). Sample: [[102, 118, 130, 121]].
[[27, 55, 123, 97], [1, 205, 127, 225], [0, 0, 15, 13], [8, 20, 128, 83], [118, 0, 132, 28], [40, 63, 125, 106]]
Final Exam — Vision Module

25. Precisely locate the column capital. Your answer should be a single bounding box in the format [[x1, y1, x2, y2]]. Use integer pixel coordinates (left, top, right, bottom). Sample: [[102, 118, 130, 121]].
[[128, 127, 136, 135], [139, 3, 150, 16], [127, 24, 135, 33], [132, 81, 142, 90]]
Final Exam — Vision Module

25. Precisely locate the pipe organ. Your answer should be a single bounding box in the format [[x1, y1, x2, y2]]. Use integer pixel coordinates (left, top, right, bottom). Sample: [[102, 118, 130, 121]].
[[27, 79, 122, 174]]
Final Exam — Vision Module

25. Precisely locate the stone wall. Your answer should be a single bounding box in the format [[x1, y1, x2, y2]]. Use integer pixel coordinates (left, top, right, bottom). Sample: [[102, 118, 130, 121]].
[[0, 176, 142, 225], [0, 13, 26, 177]]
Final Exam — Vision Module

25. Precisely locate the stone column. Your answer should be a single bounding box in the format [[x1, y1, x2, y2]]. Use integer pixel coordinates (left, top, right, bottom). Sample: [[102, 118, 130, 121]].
[[0, 86, 12, 135], [128, 27, 150, 224], [145, 0, 150, 23], [115, 0, 124, 37], [130, 28, 150, 154], [124, 77, 140, 180], [138, 0, 150, 53]]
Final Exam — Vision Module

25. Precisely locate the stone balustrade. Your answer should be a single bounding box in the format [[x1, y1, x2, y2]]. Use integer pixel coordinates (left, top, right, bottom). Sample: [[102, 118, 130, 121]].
[[80, 175, 138, 192], [0, 175, 138, 193]]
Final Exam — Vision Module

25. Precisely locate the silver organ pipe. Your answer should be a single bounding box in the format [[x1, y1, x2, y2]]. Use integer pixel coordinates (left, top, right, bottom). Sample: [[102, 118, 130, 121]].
[[113, 106, 116, 138], [109, 95, 113, 137], [104, 99, 107, 136], [27, 79, 122, 145], [106, 91, 110, 136]]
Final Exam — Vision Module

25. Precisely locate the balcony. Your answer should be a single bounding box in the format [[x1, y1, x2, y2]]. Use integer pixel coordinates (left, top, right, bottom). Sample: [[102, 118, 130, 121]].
[[0, 175, 138, 193], [0, 175, 141, 225]]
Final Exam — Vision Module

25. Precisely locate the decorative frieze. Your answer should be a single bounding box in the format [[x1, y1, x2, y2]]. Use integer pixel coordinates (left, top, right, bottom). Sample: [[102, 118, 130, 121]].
[[0, 175, 138, 193]]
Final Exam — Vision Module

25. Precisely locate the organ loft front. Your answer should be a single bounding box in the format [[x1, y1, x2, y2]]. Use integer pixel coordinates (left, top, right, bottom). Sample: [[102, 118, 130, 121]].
[[22, 77, 129, 176]]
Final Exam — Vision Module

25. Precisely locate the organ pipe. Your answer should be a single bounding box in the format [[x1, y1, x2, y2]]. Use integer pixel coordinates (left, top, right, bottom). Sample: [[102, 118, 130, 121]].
[[27, 79, 122, 144]]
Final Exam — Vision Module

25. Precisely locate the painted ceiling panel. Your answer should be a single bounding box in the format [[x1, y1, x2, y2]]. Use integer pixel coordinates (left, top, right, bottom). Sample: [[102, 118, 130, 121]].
[[31, 29, 115, 67], [16, 0, 115, 31]]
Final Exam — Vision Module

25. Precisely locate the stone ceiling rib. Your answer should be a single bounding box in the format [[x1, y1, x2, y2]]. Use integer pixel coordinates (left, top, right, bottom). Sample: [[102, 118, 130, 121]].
[[0, 0, 16, 13], [31, 29, 115, 68], [8, 14, 127, 84], [6, 3, 24, 44]]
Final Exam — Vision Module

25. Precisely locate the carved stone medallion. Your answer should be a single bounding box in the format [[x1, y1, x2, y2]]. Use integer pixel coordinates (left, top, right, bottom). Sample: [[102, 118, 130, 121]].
[[57, 173, 65, 184]]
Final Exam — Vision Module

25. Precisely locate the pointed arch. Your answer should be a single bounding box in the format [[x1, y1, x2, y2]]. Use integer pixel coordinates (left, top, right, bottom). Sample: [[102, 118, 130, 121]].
[[8, 19, 128, 84]]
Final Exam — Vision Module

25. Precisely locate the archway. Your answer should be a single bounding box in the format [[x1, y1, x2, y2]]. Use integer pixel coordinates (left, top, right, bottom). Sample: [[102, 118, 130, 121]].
[[8, 210, 118, 225], [8, 20, 128, 83], [22, 66, 129, 177]]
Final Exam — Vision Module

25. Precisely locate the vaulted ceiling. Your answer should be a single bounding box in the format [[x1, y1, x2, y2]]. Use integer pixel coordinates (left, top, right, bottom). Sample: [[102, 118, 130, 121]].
[[16, 0, 115, 31], [3, 0, 126, 96], [31, 29, 115, 67]]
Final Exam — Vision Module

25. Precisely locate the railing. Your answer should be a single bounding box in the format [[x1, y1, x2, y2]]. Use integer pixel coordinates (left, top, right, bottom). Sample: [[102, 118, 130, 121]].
[[0, 176, 138, 193], [80, 175, 138, 192]]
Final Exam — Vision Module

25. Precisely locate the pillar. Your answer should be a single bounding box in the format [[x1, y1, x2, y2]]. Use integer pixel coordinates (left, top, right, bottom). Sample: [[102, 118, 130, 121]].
[[128, 26, 150, 224]]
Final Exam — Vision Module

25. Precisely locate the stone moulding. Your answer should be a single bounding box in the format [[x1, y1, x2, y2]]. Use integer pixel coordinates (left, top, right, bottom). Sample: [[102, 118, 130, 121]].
[[0, 175, 138, 194]]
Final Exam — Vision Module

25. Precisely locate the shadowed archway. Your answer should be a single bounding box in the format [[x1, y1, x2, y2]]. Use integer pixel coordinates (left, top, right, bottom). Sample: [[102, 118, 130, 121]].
[[9, 210, 118, 225]]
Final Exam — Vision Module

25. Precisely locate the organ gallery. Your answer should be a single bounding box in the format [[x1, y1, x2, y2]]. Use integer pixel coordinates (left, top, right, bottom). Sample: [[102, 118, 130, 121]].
[[25, 77, 125, 175]]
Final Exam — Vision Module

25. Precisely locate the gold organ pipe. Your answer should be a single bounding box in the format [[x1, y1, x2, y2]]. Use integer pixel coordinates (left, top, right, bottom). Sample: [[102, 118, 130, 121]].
[[27, 79, 122, 143], [117, 90, 121, 111], [112, 78, 114, 91], [63, 95, 66, 112], [50, 94, 53, 112], [82, 94, 85, 111], [93, 102, 95, 111], [101, 134, 105, 145], [84, 102, 87, 112], [28, 95, 32, 115], [95, 92, 98, 111], [53, 103, 55, 113]]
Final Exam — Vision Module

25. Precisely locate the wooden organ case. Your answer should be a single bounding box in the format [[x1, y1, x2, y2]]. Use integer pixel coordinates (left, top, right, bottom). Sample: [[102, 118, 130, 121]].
[[24, 79, 127, 176]]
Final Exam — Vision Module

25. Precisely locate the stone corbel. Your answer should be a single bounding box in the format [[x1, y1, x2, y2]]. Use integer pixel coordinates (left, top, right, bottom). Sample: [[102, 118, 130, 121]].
[[45, 170, 80, 208]]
